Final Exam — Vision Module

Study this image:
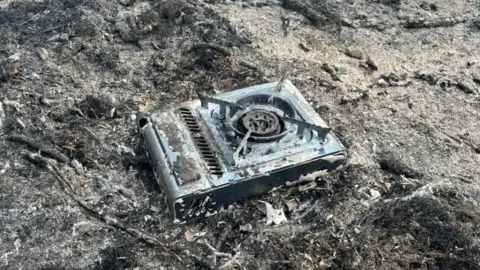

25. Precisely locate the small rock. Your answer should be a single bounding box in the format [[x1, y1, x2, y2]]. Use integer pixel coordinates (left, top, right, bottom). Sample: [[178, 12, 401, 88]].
[[37, 48, 49, 61], [376, 78, 389, 87], [319, 259, 332, 269], [31, 72, 40, 79], [258, 200, 287, 225], [303, 253, 313, 261], [71, 159, 83, 174], [322, 63, 341, 81], [133, 77, 148, 91], [344, 48, 363, 60], [7, 53, 20, 62], [284, 199, 299, 212], [299, 43, 312, 52], [340, 91, 368, 105], [341, 18, 354, 27], [370, 188, 381, 198], [48, 33, 69, 42], [381, 73, 411, 86], [366, 58, 378, 71], [184, 228, 207, 242], [117, 144, 136, 156], [354, 227, 361, 234], [239, 223, 253, 232], [150, 205, 160, 213]]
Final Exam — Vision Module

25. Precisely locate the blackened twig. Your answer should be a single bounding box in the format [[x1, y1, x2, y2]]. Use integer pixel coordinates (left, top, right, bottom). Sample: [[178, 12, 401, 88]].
[[25, 153, 169, 249], [7, 134, 69, 163]]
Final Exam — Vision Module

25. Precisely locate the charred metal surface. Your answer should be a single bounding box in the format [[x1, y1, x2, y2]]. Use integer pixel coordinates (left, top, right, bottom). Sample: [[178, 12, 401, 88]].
[[137, 80, 348, 224]]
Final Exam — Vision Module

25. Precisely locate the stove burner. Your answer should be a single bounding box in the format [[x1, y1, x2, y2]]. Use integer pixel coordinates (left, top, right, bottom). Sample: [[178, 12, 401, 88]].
[[239, 110, 282, 137], [137, 80, 348, 224], [221, 94, 297, 142]]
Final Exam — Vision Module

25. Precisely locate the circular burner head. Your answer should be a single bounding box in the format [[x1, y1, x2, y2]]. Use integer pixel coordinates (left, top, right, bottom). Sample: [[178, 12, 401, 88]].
[[224, 94, 297, 142], [239, 110, 281, 137]]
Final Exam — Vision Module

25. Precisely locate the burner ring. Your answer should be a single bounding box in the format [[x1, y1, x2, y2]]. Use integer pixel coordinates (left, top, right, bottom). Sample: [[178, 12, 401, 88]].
[[240, 110, 281, 136]]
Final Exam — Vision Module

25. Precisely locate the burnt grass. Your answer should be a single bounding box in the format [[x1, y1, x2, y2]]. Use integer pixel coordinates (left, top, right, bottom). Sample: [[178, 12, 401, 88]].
[[2, 0, 480, 269]]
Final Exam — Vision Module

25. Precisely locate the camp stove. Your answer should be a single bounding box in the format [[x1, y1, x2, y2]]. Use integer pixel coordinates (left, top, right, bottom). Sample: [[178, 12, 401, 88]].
[[137, 80, 347, 224]]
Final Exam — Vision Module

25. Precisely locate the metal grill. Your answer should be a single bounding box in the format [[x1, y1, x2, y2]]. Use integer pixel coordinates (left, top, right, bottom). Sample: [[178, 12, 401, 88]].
[[179, 108, 223, 176], [179, 195, 217, 219]]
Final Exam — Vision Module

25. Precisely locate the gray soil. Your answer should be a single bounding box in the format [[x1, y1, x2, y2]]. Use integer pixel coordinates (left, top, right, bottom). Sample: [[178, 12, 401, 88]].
[[1, 0, 480, 269]]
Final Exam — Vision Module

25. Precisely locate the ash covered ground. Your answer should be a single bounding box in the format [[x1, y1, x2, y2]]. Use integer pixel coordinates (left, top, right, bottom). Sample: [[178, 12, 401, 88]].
[[1, 0, 480, 269]]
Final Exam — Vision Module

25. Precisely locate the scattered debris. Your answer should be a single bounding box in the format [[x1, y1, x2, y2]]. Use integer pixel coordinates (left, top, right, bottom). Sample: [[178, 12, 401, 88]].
[[281, 13, 290, 36], [37, 48, 49, 61], [344, 48, 364, 60], [378, 153, 424, 179], [284, 199, 299, 212], [319, 259, 332, 269], [25, 153, 168, 249], [374, 179, 391, 193], [94, 175, 135, 199], [414, 71, 439, 85], [117, 144, 136, 156], [258, 200, 288, 225], [455, 79, 477, 94], [299, 43, 311, 52], [369, 188, 381, 198], [149, 205, 161, 213], [298, 181, 317, 191], [342, 14, 474, 30], [6, 134, 69, 163], [0, 161, 10, 175], [77, 95, 115, 119], [184, 228, 207, 242], [473, 75, 480, 85], [71, 159, 84, 175], [239, 223, 253, 232], [322, 63, 341, 81], [7, 53, 20, 62], [47, 33, 69, 42], [340, 91, 368, 105], [365, 58, 378, 71], [241, 0, 280, 6], [2, 98, 25, 111], [376, 78, 389, 87], [379, 73, 411, 87], [199, 239, 233, 267], [187, 43, 232, 57], [281, 0, 336, 27]]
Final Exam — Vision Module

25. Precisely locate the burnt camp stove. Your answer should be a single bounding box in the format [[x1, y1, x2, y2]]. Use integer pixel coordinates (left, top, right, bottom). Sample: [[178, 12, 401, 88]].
[[137, 80, 347, 224]]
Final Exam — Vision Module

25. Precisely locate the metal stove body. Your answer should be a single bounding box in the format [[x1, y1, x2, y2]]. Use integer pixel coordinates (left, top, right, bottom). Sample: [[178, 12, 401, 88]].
[[137, 80, 347, 224]]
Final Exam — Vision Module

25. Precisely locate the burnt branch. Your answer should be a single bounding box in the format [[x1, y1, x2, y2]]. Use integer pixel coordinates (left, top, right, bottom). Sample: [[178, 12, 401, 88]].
[[7, 134, 69, 163], [25, 153, 171, 250]]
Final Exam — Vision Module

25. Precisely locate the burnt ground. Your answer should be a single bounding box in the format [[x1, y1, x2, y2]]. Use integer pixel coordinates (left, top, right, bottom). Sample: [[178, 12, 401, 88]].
[[1, 0, 480, 269]]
